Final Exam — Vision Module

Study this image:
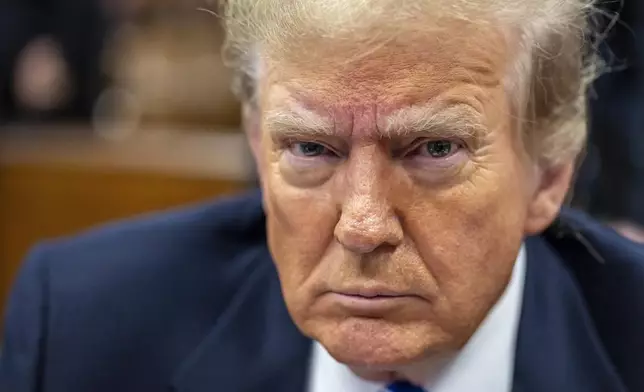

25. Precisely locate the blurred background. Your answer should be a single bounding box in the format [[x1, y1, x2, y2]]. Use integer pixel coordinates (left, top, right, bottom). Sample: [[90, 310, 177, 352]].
[[1, 0, 643, 322], [0, 0, 254, 319]]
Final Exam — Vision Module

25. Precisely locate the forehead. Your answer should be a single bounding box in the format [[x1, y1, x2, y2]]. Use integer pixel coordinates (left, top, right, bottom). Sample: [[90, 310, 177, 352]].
[[261, 24, 510, 115]]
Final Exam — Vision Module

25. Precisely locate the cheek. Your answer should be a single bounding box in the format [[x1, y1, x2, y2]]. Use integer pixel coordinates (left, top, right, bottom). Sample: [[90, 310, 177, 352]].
[[262, 168, 338, 309], [403, 144, 528, 331]]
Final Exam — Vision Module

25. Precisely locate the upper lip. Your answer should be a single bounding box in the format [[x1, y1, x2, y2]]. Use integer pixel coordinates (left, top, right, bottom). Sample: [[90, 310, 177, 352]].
[[332, 285, 411, 298]]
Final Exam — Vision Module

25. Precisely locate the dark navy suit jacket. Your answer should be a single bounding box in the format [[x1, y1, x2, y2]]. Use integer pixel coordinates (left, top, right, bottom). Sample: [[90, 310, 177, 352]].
[[1, 191, 643, 392]]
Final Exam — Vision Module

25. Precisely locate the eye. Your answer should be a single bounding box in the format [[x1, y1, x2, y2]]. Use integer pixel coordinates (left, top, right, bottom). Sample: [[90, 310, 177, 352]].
[[413, 140, 461, 158], [291, 142, 332, 157]]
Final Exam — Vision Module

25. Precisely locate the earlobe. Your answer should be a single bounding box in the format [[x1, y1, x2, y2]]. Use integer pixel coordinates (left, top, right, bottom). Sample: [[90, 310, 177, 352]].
[[524, 162, 575, 235]]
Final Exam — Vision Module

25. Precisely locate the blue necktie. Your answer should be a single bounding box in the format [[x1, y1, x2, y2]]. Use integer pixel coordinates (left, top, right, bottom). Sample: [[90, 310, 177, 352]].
[[386, 380, 426, 392]]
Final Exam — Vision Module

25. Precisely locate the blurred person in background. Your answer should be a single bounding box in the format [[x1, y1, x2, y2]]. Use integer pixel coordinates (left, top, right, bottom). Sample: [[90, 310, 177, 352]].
[[575, 0, 644, 242], [1, 1, 644, 392], [0, 0, 111, 124], [0, 0, 241, 129]]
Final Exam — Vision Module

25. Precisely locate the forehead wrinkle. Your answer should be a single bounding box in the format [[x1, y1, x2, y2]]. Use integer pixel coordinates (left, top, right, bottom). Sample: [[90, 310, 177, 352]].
[[264, 68, 500, 140], [274, 64, 501, 121], [302, 36, 504, 98], [263, 23, 509, 115]]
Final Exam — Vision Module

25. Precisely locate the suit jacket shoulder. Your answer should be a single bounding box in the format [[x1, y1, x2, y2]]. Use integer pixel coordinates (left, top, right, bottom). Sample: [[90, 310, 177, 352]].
[[0, 191, 272, 391], [544, 209, 644, 391]]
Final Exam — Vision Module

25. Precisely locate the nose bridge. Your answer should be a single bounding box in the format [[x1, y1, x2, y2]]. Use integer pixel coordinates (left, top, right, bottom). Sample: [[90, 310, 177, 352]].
[[345, 150, 388, 215], [335, 147, 401, 253]]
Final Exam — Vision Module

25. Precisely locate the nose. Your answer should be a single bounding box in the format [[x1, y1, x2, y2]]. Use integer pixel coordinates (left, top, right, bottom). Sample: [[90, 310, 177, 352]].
[[334, 155, 403, 254], [334, 200, 403, 253]]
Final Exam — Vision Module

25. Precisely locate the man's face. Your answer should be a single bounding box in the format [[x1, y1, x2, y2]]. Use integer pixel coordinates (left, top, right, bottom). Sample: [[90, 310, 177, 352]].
[[256, 26, 538, 369]]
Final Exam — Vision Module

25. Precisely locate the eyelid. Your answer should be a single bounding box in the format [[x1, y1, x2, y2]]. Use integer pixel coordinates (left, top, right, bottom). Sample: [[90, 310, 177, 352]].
[[400, 138, 464, 157], [272, 128, 354, 149], [288, 140, 342, 158]]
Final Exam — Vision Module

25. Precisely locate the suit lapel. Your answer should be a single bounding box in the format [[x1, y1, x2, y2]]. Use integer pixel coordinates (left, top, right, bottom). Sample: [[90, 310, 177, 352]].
[[512, 236, 626, 392], [172, 245, 312, 392]]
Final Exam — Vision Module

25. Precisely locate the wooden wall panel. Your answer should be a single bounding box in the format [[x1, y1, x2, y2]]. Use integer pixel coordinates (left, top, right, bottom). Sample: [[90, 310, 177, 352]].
[[0, 128, 253, 322]]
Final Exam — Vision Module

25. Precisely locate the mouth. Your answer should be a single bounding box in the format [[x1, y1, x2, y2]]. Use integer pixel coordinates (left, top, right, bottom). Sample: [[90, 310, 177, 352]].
[[324, 286, 422, 316], [334, 286, 411, 298]]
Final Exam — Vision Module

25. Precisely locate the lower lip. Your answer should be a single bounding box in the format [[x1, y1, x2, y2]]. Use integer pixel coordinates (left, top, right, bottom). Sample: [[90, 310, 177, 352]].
[[326, 293, 417, 315]]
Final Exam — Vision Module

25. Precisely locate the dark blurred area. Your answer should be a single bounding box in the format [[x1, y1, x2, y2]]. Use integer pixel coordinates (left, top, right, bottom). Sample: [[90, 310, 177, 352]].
[[0, 0, 644, 321], [574, 0, 644, 234], [0, 0, 253, 319], [0, 0, 241, 127], [0, 0, 107, 123]]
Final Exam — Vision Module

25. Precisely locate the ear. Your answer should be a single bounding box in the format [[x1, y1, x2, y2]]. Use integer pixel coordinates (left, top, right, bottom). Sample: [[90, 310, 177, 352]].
[[524, 161, 575, 235]]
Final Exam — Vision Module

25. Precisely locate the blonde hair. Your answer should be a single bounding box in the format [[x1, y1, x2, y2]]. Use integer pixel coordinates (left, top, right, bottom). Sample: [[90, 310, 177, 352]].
[[220, 0, 600, 167]]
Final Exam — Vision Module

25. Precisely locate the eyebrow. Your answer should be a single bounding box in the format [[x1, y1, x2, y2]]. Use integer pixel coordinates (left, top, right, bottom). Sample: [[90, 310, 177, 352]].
[[264, 102, 487, 140], [264, 105, 335, 139], [381, 104, 487, 140]]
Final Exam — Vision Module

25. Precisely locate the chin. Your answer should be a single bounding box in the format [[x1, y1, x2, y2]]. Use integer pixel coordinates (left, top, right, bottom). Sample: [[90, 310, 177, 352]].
[[313, 317, 451, 369]]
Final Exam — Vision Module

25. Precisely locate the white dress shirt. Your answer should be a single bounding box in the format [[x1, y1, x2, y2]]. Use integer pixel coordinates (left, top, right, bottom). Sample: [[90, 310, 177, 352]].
[[308, 245, 527, 392]]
